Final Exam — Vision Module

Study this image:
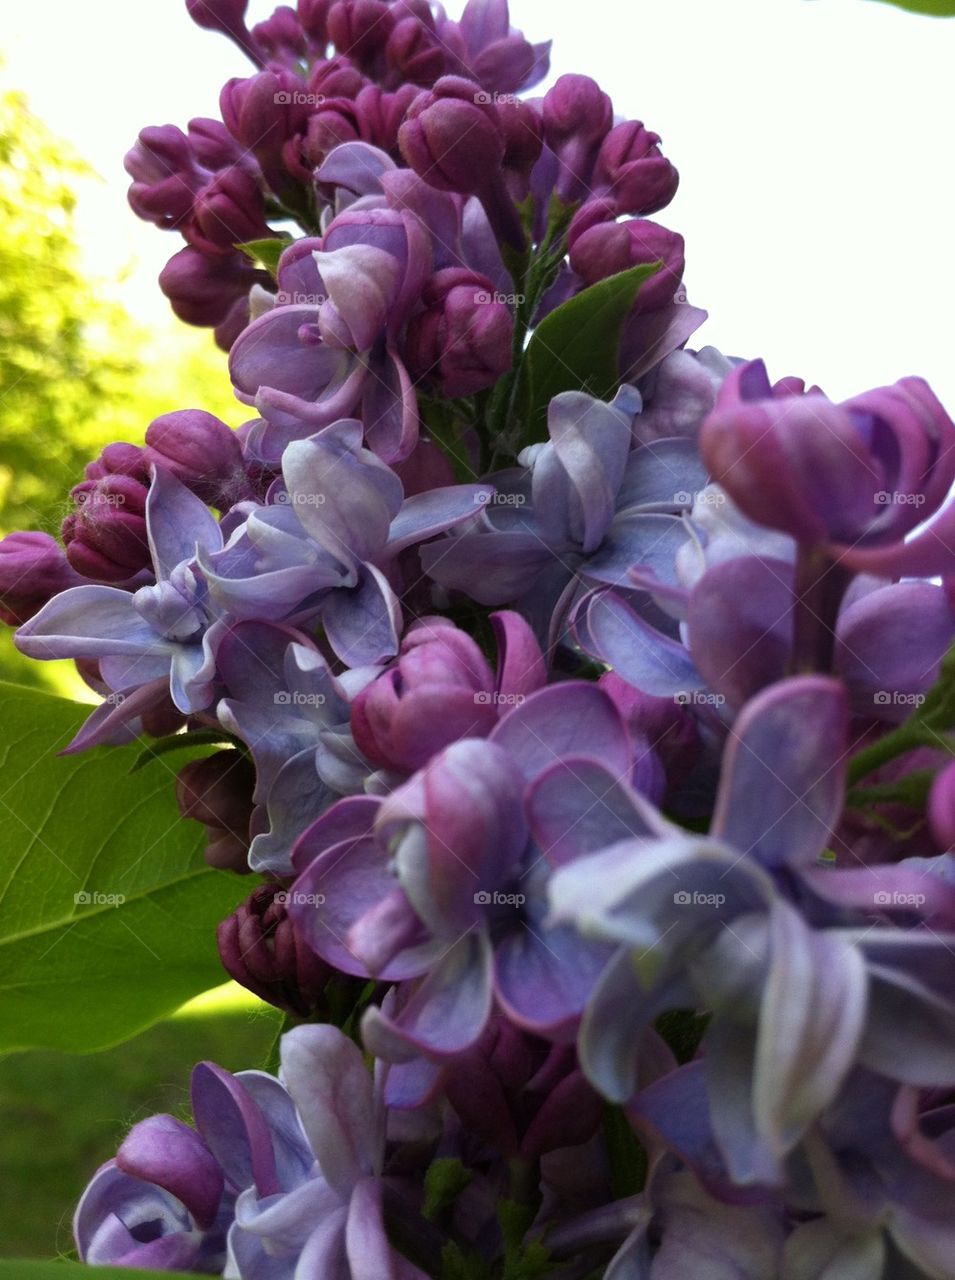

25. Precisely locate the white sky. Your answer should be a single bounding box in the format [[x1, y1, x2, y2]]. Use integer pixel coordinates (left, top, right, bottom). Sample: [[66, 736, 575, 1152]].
[[4, 0, 955, 404]]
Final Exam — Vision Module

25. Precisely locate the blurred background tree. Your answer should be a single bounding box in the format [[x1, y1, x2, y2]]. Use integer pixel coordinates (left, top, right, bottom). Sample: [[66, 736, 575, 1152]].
[[0, 82, 272, 1264], [0, 81, 240, 693]]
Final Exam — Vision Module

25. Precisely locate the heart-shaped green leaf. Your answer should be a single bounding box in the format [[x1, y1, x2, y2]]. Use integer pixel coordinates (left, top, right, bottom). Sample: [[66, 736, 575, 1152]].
[[0, 682, 249, 1054]]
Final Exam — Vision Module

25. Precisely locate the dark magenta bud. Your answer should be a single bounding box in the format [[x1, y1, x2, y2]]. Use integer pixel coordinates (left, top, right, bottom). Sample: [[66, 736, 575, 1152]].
[[159, 246, 267, 329], [592, 120, 679, 217], [217, 882, 333, 1015], [186, 0, 249, 35], [405, 267, 513, 398], [220, 69, 310, 153], [569, 217, 685, 313], [327, 0, 396, 67], [385, 16, 447, 86], [251, 5, 308, 63], [62, 447, 152, 583], [144, 410, 252, 509], [307, 53, 367, 99], [298, 0, 333, 44], [398, 75, 505, 193], [541, 73, 613, 201], [176, 750, 256, 873], [190, 166, 272, 252], [124, 125, 202, 229], [0, 532, 84, 626], [498, 97, 543, 175]]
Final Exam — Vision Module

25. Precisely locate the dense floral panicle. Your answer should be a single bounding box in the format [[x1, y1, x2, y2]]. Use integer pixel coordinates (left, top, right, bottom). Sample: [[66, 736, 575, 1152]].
[[0, 531, 84, 626]]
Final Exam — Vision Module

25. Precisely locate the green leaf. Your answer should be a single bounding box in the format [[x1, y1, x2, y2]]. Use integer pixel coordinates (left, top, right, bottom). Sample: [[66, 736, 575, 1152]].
[[130, 728, 242, 773], [0, 1265, 206, 1279], [519, 262, 662, 445], [236, 235, 292, 277], [0, 682, 250, 1054], [848, 642, 955, 785], [869, 0, 955, 14], [423, 1156, 474, 1220], [602, 1103, 648, 1198]]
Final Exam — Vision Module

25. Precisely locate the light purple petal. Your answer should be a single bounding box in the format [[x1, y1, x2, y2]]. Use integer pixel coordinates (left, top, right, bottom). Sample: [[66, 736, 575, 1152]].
[[575, 590, 705, 698], [490, 681, 632, 783], [321, 564, 401, 667], [280, 1024, 380, 1196], [15, 585, 170, 660], [147, 466, 222, 579], [711, 676, 847, 871]]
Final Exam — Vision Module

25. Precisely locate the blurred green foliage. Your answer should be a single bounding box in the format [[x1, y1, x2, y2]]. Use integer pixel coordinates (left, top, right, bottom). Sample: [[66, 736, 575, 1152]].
[[0, 1000, 278, 1259], [0, 84, 240, 694]]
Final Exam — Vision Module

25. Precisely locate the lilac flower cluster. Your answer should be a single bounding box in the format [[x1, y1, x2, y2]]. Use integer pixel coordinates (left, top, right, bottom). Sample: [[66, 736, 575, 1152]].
[[3, 0, 955, 1275]]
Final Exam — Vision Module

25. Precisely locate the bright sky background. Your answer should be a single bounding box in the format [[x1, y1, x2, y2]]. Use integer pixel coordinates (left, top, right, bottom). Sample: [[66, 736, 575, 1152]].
[[4, 0, 955, 403]]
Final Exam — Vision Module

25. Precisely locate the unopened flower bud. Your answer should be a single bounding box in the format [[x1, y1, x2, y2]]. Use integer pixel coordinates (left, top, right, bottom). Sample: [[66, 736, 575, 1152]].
[[62, 447, 152, 583], [190, 166, 272, 253], [176, 750, 256, 872], [144, 410, 253, 509], [327, 0, 396, 67], [405, 267, 513, 398], [399, 76, 505, 193], [592, 120, 679, 217], [217, 882, 333, 1015], [569, 217, 685, 313], [0, 532, 84, 626]]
